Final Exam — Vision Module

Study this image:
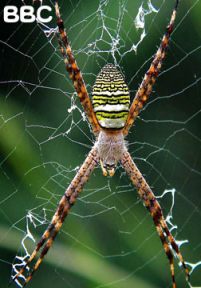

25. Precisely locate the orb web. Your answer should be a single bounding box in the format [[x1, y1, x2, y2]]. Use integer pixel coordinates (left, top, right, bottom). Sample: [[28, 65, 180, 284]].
[[0, 0, 201, 287]]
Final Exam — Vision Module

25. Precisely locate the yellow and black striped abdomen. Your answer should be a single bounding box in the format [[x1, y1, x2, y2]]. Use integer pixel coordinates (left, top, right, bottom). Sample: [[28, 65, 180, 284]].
[[92, 63, 130, 129]]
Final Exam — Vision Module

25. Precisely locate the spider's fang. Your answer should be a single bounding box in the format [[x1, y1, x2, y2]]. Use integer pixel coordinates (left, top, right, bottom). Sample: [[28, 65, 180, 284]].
[[100, 160, 108, 176], [108, 168, 115, 177], [100, 160, 115, 177]]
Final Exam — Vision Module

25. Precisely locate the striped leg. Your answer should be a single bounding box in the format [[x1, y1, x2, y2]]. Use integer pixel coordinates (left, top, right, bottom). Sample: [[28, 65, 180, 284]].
[[160, 218, 190, 278], [14, 146, 99, 287], [123, 0, 179, 135], [121, 150, 190, 287], [156, 224, 176, 288], [55, 1, 100, 135]]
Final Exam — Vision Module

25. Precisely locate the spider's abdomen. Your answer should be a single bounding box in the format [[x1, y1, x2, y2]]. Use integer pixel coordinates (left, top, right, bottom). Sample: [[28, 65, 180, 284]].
[[92, 63, 130, 129]]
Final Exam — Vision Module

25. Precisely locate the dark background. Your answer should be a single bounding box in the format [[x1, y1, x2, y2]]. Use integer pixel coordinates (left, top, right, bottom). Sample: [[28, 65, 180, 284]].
[[0, 0, 201, 287]]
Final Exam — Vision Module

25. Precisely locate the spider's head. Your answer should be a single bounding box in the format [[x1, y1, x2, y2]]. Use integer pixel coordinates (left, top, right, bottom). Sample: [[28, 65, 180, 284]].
[[96, 130, 126, 177]]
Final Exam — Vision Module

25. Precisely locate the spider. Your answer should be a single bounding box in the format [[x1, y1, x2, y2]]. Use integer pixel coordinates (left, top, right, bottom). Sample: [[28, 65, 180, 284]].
[[13, 0, 190, 287]]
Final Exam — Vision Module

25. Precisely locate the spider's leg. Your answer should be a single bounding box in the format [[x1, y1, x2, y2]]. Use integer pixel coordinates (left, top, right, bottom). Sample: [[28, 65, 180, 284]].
[[156, 223, 176, 288], [123, 0, 179, 135], [54, 1, 100, 135], [21, 204, 69, 287], [13, 192, 69, 282], [160, 217, 189, 278], [13, 146, 99, 287], [121, 150, 190, 287]]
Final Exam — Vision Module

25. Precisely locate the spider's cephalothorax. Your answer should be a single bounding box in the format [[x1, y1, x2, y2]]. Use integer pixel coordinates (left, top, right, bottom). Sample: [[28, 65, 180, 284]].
[[95, 130, 126, 177], [92, 63, 130, 129], [14, 2, 190, 288]]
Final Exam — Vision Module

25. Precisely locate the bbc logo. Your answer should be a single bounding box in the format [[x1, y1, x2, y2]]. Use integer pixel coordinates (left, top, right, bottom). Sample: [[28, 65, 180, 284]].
[[4, 5, 52, 23]]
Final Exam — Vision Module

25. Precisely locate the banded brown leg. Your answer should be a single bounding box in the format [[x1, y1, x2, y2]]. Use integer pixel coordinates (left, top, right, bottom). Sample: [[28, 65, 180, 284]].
[[121, 150, 190, 287], [14, 146, 99, 287]]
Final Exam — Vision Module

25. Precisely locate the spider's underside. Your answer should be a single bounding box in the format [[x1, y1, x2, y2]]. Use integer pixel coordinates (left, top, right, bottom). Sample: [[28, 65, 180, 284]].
[[13, 1, 190, 288]]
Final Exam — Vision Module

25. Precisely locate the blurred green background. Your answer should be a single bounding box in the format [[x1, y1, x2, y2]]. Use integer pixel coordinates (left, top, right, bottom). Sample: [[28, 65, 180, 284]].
[[0, 0, 201, 287]]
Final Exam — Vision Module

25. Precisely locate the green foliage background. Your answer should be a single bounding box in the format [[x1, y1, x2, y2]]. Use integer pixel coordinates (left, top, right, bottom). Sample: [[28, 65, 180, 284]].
[[0, 0, 201, 287]]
